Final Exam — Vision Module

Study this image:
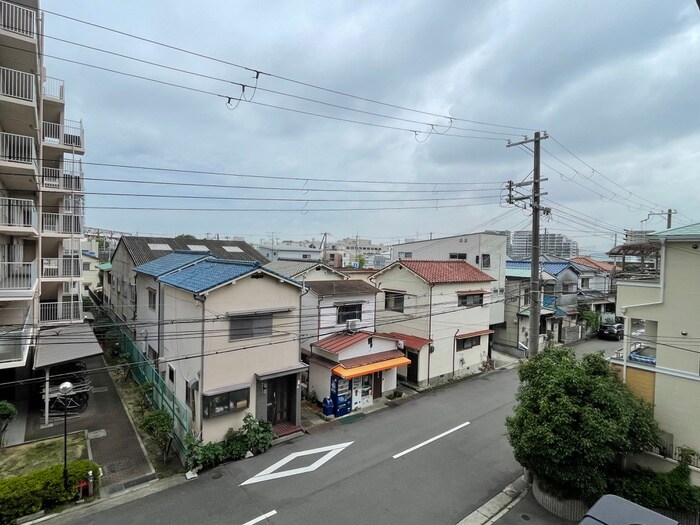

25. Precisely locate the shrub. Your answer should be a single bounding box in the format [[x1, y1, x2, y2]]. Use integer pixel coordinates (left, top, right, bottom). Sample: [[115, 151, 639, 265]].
[[184, 433, 225, 472], [0, 460, 99, 524], [140, 410, 173, 462], [240, 413, 274, 455]]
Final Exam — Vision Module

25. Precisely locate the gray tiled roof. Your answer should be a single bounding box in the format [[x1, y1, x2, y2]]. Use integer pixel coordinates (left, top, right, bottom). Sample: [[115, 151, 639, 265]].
[[263, 259, 344, 279], [305, 280, 378, 296], [118, 236, 268, 266]]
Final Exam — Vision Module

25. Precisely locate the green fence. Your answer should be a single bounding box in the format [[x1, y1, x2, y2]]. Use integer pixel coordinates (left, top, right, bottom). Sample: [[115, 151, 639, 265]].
[[99, 307, 192, 461]]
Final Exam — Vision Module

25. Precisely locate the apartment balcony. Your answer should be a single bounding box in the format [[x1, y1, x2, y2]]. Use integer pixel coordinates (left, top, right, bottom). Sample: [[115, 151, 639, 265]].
[[0, 1, 37, 46], [0, 305, 33, 369], [42, 212, 83, 236], [40, 301, 83, 324], [42, 76, 65, 102], [0, 260, 37, 298], [42, 119, 85, 153], [611, 342, 657, 367], [41, 160, 83, 192], [0, 65, 35, 103], [0, 131, 37, 175], [0, 196, 38, 235], [41, 257, 82, 279]]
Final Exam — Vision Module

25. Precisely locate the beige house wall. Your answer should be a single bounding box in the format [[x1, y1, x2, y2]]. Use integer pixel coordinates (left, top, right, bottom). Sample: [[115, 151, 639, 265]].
[[654, 373, 700, 453]]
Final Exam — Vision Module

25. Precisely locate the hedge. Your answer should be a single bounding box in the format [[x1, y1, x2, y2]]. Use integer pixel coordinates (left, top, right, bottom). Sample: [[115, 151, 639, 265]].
[[0, 460, 100, 524]]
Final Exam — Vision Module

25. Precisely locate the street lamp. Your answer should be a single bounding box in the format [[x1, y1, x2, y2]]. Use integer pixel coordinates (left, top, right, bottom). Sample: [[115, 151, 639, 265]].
[[58, 381, 73, 491]]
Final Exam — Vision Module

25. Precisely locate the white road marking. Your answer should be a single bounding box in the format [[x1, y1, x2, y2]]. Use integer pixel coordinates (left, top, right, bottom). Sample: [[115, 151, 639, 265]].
[[242, 510, 277, 525], [392, 421, 471, 459], [240, 441, 353, 486]]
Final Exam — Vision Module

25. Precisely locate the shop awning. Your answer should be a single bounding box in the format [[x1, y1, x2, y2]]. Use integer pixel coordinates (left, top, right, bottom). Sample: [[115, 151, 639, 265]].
[[255, 362, 308, 381], [34, 324, 103, 369], [455, 329, 494, 340], [332, 356, 411, 380]]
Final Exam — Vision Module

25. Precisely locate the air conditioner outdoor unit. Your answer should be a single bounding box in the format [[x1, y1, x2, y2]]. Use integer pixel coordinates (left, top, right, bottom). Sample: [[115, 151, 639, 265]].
[[346, 319, 359, 332]]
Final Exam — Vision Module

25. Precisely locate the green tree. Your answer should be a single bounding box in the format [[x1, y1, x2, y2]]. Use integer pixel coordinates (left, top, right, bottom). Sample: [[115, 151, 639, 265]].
[[356, 254, 366, 268], [175, 234, 197, 240], [140, 410, 173, 462], [580, 309, 601, 334], [506, 347, 659, 502], [0, 401, 17, 447]]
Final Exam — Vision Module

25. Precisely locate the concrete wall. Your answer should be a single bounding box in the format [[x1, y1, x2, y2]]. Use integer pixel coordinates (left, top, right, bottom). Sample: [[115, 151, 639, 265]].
[[109, 242, 137, 336]]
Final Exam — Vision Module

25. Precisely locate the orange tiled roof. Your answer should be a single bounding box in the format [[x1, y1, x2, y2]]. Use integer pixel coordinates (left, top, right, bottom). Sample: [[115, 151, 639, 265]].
[[570, 256, 614, 272], [398, 259, 495, 284], [312, 331, 398, 354], [386, 332, 432, 351]]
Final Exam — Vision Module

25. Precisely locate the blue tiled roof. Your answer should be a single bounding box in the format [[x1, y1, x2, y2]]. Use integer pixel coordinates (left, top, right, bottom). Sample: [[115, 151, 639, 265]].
[[506, 260, 573, 276], [133, 251, 211, 278], [158, 259, 264, 293]]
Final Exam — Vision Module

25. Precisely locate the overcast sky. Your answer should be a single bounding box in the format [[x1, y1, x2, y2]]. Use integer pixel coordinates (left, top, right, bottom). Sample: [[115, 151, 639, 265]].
[[40, 0, 700, 253]]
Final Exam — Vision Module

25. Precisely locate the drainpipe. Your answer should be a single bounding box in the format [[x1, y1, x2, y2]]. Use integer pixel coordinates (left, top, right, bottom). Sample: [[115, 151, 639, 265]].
[[621, 238, 666, 383], [298, 281, 311, 395], [427, 284, 434, 386], [452, 328, 459, 378], [193, 294, 206, 439]]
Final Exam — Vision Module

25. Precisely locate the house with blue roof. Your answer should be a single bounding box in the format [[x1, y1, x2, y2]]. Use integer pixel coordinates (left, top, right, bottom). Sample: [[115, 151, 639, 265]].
[[136, 254, 306, 443]]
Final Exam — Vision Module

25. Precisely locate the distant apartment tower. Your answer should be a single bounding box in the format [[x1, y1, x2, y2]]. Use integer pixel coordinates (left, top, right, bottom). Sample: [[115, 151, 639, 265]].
[[0, 0, 86, 374], [624, 230, 655, 245], [507, 231, 579, 259]]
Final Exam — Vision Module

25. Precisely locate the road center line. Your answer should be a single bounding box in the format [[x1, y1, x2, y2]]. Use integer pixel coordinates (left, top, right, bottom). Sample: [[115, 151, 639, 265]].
[[392, 421, 471, 459], [242, 510, 277, 525]]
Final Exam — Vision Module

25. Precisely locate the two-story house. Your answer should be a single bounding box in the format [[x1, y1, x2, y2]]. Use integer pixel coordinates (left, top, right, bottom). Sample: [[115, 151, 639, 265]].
[[611, 224, 700, 458], [148, 257, 305, 442], [263, 259, 347, 282], [372, 259, 494, 387]]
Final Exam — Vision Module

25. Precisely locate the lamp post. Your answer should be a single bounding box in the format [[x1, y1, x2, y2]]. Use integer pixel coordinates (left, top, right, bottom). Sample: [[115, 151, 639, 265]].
[[58, 381, 74, 491]]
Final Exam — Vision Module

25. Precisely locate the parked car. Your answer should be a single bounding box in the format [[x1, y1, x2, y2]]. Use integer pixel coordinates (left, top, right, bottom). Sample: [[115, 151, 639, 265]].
[[598, 323, 624, 341]]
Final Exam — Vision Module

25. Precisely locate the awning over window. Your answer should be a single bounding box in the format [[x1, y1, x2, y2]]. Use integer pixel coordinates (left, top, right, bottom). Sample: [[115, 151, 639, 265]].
[[33, 324, 103, 369], [455, 329, 494, 340], [203, 382, 250, 397], [456, 289, 491, 295], [332, 356, 411, 380], [255, 362, 308, 381]]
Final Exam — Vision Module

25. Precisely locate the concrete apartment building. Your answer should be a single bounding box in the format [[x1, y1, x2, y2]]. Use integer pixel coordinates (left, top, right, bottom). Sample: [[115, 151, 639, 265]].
[[0, 0, 86, 382], [508, 230, 579, 259], [611, 224, 700, 458]]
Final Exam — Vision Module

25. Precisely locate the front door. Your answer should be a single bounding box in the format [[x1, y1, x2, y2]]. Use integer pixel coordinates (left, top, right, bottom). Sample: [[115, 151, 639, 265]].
[[267, 376, 292, 425], [407, 351, 419, 384], [373, 372, 382, 399]]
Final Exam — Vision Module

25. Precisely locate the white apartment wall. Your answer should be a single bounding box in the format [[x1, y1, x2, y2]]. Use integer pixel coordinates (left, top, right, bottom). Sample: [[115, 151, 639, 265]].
[[389, 233, 506, 324], [134, 273, 159, 356], [109, 242, 136, 329], [162, 274, 301, 443]]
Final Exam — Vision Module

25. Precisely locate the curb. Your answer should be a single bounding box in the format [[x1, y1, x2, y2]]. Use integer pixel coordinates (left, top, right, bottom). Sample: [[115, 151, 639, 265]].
[[457, 476, 528, 525]]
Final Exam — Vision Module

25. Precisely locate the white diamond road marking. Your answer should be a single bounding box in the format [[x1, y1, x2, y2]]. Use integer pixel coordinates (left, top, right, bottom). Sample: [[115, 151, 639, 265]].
[[392, 421, 471, 459], [240, 441, 353, 486], [241, 510, 277, 525]]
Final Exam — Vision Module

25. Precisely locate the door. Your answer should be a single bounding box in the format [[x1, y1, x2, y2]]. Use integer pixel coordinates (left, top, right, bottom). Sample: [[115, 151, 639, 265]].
[[407, 351, 419, 384], [267, 376, 292, 425], [373, 372, 382, 399]]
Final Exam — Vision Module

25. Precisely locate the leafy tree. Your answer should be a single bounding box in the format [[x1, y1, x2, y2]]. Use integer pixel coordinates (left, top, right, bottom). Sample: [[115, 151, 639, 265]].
[[175, 234, 197, 240], [580, 309, 601, 334], [356, 254, 366, 268], [506, 347, 659, 502], [0, 401, 17, 447], [140, 410, 173, 462]]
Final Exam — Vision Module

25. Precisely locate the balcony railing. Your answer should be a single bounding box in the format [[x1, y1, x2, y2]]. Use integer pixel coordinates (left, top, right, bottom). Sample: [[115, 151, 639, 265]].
[[41, 160, 83, 191], [0, 66, 34, 102], [42, 76, 65, 101], [42, 120, 84, 149], [41, 257, 82, 278], [0, 0, 36, 39], [0, 197, 36, 228], [0, 131, 36, 168], [40, 301, 83, 324], [42, 213, 83, 235], [0, 305, 33, 364], [0, 260, 36, 289]]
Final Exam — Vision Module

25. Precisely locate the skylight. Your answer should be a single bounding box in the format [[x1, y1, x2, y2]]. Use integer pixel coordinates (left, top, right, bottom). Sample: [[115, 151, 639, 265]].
[[187, 245, 208, 251], [223, 246, 244, 253], [148, 243, 172, 251]]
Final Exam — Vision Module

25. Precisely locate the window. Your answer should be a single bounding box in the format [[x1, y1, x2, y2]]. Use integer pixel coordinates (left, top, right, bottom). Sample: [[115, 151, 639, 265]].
[[581, 278, 590, 289], [168, 365, 175, 385], [147, 345, 158, 363], [458, 294, 484, 307], [523, 287, 530, 306], [83, 262, 91, 271], [337, 303, 362, 324], [398, 252, 412, 259], [203, 388, 249, 418], [185, 380, 197, 421], [457, 335, 481, 350], [148, 289, 157, 311], [449, 253, 467, 260], [302, 254, 310, 259], [229, 314, 273, 341], [385, 292, 405, 313], [481, 254, 491, 269]]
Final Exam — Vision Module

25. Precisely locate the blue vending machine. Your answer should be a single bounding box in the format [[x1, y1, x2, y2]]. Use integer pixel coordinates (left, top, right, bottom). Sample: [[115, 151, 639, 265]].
[[330, 376, 352, 417]]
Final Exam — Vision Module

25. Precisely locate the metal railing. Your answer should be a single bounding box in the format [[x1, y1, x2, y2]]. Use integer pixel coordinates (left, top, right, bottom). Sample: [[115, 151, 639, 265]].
[[0, 66, 34, 101], [0, 197, 36, 228], [41, 257, 82, 278], [42, 76, 64, 100], [0, 0, 36, 39], [41, 161, 83, 191], [0, 260, 36, 289], [39, 300, 83, 323], [42, 212, 83, 235], [0, 132, 36, 167], [42, 119, 84, 149], [0, 305, 33, 363]]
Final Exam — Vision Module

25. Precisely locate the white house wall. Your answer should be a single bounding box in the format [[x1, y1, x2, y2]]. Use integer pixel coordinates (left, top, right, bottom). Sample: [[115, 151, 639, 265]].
[[162, 273, 301, 443], [135, 273, 160, 359]]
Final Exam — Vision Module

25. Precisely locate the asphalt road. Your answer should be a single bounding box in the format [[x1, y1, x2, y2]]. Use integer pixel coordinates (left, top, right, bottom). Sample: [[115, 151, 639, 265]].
[[69, 368, 521, 525]]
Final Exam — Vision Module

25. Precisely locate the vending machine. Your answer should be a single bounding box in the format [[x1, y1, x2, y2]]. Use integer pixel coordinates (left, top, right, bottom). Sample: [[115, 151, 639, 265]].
[[330, 375, 352, 417]]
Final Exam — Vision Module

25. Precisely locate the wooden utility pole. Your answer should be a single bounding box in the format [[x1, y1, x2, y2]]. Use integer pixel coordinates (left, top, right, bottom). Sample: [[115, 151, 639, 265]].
[[506, 131, 549, 357]]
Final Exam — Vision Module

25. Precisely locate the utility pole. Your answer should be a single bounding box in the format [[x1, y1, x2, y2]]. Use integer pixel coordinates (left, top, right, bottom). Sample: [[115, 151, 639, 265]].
[[506, 131, 549, 357]]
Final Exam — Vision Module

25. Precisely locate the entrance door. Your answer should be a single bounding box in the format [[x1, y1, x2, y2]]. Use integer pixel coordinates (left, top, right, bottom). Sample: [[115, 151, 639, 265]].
[[267, 376, 292, 425], [407, 351, 419, 384], [372, 372, 382, 399]]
